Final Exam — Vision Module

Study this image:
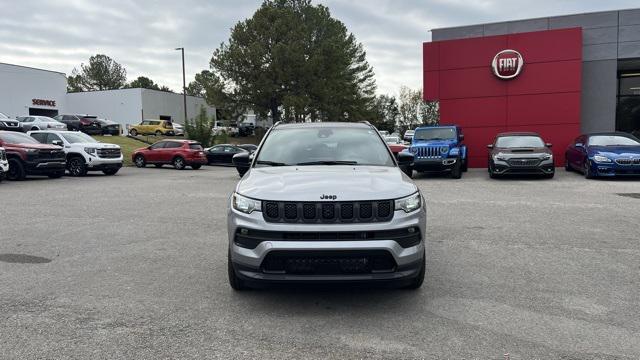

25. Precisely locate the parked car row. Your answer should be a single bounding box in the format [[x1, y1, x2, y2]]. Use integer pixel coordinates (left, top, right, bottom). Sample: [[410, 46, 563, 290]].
[[0, 130, 123, 181], [0, 112, 122, 136], [400, 124, 640, 179]]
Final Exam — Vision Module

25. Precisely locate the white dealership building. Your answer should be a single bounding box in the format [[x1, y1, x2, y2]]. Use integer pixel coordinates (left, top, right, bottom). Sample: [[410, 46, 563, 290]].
[[0, 62, 216, 132]]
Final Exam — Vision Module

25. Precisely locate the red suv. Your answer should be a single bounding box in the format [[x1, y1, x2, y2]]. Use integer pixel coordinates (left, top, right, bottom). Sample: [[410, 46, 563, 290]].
[[132, 140, 207, 170], [0, 131, 66, 180]]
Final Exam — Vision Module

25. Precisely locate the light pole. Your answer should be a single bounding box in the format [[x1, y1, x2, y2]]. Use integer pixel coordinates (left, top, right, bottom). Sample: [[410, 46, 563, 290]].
[[175, 47, 187, 124]]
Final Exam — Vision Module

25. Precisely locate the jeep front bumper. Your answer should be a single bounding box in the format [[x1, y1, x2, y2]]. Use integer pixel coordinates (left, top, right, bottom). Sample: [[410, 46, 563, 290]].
[[227, 200, 426, 284], [413, 158, 457, 172]]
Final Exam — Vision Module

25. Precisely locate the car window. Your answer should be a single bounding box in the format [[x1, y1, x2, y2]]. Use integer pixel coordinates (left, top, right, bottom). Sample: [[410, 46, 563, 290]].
[[189, 144, 203, 150], [589, 135, 640, 146], [164, 142, 182, 149], [210, 146, 223, 152], [150, 121, 160, 126], [256, 126, 395, 167], [30, 133, 47, 143], [413, 128, 456, 141], [141, 121, 149, 125], [61, 132, 97, 144], [149, 142, 166, 150], [0, 132, 40, 144], [495, 136, 545, 148], [44, 133, 62, 144]]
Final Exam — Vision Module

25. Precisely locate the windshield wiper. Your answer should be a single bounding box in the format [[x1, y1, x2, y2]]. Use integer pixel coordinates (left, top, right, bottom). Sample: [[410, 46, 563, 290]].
[[296, 160, 358, 166], [256, 160, 288, 166]]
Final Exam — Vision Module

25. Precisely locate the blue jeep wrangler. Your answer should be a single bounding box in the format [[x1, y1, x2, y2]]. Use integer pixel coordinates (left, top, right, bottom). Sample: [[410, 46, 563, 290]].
[[408, 125, 467, 179]]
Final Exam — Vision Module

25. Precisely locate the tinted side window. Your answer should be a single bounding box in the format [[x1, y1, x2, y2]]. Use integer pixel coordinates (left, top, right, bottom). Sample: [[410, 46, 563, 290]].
[[150, 121, 160, 126], [45, 133, 62, 144], [150, 142, 166, 150], [164, 142, 182, 149], [30, 133, 47, 143]]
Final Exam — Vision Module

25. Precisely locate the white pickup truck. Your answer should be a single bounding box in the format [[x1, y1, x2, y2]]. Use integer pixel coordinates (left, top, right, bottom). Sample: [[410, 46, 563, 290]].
[[27, 130, 123, 176]]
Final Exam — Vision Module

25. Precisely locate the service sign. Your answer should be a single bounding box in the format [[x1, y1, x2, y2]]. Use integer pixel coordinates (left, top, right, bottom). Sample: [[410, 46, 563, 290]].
[[32, 98, 56, 107], [491, 49, 524, 80]]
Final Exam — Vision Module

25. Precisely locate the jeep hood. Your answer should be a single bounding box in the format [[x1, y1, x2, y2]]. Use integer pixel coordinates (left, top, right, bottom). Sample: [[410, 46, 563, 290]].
[[236, 165, 417, 201]]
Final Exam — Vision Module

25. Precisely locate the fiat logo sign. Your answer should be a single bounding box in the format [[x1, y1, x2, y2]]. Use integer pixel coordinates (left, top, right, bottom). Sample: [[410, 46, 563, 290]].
[[491, 49, 524, 79]]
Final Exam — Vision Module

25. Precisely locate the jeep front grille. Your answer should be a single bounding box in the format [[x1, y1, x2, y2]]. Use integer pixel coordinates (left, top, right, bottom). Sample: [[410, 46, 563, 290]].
[[413, 146, 442, 158], [262, 200, 394, 223]]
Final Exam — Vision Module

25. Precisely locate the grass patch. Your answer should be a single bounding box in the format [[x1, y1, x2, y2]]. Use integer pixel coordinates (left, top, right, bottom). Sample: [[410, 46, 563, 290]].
[[94, 135, 149, 166]]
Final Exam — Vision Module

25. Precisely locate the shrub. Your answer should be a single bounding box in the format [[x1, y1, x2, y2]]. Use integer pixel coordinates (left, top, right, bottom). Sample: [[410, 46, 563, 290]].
[[185, 106, 215, 147]]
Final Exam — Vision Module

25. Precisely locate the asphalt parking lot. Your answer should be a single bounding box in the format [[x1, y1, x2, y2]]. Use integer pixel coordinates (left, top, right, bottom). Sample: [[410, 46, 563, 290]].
[[1, 167, 639, 359]]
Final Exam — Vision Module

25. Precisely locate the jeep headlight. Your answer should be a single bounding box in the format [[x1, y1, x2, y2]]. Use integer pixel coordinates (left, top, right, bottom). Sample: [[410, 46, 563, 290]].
[[593, 155, 611, 163], [84, 147, 97, 156], [395, 192, 421, 213], [440, 146, 448, 154], [232, 193, 261, 214]]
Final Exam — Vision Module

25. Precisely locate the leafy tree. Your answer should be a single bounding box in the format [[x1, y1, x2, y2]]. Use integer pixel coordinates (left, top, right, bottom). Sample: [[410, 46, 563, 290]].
[[66, 54, 127, 91], [127, 76, 160, 90], [184, 106, 215, 147], [159, 85, 173, 92], [397, 86, 439, 133], [370, 94, 399, 133], [209, 0, 376, 123]]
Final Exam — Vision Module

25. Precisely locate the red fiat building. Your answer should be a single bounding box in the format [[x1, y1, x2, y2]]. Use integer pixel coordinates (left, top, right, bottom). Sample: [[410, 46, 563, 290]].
[[424, 9, 640, 168]]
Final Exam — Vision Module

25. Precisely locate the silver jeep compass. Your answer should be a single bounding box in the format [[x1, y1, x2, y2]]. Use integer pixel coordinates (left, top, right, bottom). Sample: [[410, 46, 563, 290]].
[[227, 122, 426, 290]]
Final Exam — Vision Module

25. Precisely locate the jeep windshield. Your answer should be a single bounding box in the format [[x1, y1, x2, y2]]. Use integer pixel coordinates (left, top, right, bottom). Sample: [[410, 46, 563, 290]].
[[255, 126, 394, 167], [413, 128, 456, 141]]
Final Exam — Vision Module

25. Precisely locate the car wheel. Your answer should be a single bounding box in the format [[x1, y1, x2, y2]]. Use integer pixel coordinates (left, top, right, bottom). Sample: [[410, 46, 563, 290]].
[[7, 158, 26, 180], [67, 156, 87, 177], [173, 156, 186, 170], [584, 160, 594, 179], [134, 155, 146, 168], [451, 159, 462, 179], [47, 171, 64, 179], [462, 157, 468, 172], [102, 168, 119, 176], [564, 155, 572, 172], [228, 249, 246, 291], [405, 251, 425, 290], [191, 164, 201, 170], [155, 130, 162, 137], [129, 129, 138, 136]]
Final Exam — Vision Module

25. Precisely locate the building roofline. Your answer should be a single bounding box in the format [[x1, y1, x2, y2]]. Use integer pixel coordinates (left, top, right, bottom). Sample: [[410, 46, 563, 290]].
[[429, 7, 640, 33], [67, 87, 205, 100], [0, 62, 67, 77]]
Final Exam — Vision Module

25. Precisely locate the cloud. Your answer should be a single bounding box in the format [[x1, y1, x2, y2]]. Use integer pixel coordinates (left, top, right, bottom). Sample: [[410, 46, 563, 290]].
[[0, 0, 638, 96]]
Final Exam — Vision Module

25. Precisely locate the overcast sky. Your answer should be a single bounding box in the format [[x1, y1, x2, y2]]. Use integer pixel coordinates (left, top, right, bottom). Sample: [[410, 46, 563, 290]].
[[1, 0, 638, 96]]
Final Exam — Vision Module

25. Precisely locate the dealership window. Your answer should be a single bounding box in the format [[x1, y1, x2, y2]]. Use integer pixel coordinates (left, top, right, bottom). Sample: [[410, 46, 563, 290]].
[[616, 72, 640, 138]]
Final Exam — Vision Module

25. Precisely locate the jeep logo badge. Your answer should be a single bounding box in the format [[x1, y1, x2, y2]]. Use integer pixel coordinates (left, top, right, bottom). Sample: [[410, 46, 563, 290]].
[[320, 194, 337, 200], [491, 49, 524, 80]]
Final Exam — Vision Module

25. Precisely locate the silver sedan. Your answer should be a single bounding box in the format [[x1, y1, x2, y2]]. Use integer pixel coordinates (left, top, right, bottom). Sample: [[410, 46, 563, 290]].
[[17, 116, 67, 132]]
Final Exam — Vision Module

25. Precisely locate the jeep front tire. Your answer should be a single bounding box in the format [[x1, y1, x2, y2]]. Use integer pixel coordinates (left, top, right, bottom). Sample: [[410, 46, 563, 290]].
[[451, 159, 462, 179]]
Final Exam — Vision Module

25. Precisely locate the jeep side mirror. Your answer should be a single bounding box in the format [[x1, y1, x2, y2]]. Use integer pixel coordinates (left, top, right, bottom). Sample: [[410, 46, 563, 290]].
[[487, 144, 494, 149], [233, 151, 252, 177], [545, 143, 552, 148], [458, 134, 464, 141], [52, 140, 63, 146], [397, 151, 414, 177]]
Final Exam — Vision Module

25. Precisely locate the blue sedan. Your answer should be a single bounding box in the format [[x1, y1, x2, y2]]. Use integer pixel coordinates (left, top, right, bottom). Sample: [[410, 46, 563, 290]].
[[565, 132, 640, 178]]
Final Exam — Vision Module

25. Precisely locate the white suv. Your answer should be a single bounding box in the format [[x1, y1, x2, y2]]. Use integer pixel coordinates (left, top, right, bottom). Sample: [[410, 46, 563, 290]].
[[28, 130, 123, 176], [0, 147, 8, 181]]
